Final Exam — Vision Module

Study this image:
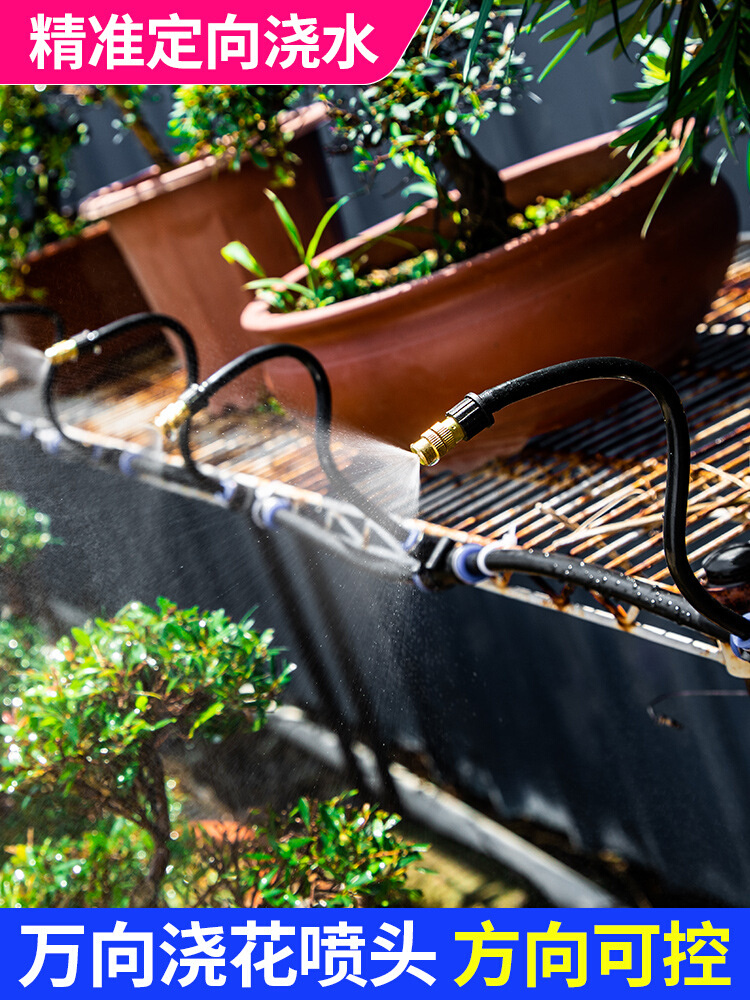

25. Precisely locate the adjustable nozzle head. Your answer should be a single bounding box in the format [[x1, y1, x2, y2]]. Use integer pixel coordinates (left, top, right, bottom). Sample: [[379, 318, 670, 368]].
[[410, 393, 494, 467], [155, 398, 191, 441], [45, 338, 79, 366], [411, 417, 465, 467]]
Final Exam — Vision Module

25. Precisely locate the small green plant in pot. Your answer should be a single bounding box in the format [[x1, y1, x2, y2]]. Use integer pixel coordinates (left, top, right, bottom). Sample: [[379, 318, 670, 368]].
[[225, 0, 737, 468]]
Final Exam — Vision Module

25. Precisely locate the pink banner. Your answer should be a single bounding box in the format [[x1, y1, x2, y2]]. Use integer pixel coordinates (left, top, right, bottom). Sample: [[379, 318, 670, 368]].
[[7, 2, 430, 83]]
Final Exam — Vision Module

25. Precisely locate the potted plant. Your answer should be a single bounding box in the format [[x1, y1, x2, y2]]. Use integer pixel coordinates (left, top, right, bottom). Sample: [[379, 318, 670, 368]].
[[229, 0, 738, 467], [1, 86, 334, 401], [0, 86, 153, 393], [79, 86, 335, 407]]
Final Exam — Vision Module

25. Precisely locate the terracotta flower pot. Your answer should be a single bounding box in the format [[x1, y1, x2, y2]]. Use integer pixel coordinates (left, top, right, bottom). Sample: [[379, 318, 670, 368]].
[[239, 131, 738, 468], [80, 104, 336, 408], [2, 222, 153, 394]]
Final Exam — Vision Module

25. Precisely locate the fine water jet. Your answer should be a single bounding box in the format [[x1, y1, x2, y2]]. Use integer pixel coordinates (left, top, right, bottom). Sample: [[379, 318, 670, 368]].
[[10, 299, 750, 903]]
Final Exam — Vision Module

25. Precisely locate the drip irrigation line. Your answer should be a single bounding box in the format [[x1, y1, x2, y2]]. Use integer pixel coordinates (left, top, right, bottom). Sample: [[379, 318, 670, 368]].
[[463, 546, 730, 643], [177, 343, 411, 545], [441, 357, 750, 642]]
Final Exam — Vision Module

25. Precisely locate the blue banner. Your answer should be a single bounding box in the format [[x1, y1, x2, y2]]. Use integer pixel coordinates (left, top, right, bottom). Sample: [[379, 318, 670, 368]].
[[1, 908, 741, 996]]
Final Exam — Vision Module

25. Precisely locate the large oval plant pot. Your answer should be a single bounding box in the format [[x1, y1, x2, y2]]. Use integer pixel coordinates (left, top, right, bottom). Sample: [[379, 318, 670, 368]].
[[240, 131, 738, 468], [2, 223, 153, 395], [80, 104, 335, 407]]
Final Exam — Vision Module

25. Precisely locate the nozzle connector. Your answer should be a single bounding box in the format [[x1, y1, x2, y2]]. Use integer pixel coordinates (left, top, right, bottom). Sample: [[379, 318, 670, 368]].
[[45, 338, 79, 366], [155, 398, 191, 441], [411, 416, 465, 466], [411, 393, 494, 466]]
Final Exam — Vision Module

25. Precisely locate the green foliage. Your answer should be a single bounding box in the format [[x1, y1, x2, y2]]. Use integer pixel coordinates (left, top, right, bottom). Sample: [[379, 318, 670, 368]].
[[502, 1, 750, 185], [1, 818, 153, 907], [1, 796, 426, 908], [0, 615, 46, 703], [253, 794, 427, 908], [0, 84, 307, 299], [0, 87, 87, 299], [222, 191, 353, 310], [0, 594, 429, 907], [172, 795, 426, 908], [169, 86, 302, 178], [509, 181, 613, 231], [324, 0, 531, 254], [0, 599, 292, 833], [0, 491, 55, 571]]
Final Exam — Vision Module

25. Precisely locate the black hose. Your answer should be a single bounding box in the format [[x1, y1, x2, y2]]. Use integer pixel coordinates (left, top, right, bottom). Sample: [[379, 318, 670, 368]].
[[42, 313, 201, 468], [179, 343, 411, 544], [455, 357, 750, 641], [68, 312, 199, 384], [0, 303, 65, 347], [465, 546, 730, 642]]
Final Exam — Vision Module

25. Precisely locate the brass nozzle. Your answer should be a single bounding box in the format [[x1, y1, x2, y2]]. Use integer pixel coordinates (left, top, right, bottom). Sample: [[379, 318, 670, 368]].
[[410, 416, 465, 467], [154, 398, 191, 441], [45, 338, 79, 366]]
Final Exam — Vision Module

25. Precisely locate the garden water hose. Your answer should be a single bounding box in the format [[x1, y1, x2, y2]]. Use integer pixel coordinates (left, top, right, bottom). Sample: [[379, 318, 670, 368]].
[[411, 356, 750, 644], [155, 342, 413, 546], [43, 313, 201, 478]]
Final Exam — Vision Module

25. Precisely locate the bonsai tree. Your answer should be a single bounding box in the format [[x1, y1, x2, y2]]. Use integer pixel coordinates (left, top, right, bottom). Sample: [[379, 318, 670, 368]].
[[0, 85, 312, 300], [325, 0, 532, 260], [0, 598, 426, 907], [499, 1, 749, 185], [1, 598, 292, 905]]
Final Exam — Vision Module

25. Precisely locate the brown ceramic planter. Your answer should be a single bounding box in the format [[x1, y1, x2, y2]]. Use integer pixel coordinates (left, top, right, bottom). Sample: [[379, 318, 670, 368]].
[[2, 223, 153, 394], [80, 104, 335, 408], [240, 131, 738, 468]]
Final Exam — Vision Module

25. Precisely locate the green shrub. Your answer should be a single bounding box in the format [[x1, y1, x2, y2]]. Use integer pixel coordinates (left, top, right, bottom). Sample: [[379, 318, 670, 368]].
[[1, 795, 426, 908], [1, 598, 293, 905], [0, 491, 55, 572]]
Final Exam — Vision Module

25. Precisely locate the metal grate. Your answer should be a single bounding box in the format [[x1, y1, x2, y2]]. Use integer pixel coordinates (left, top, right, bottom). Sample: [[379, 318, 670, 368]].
[[417, 246, 750, 595], [7, 240, 747, 661]]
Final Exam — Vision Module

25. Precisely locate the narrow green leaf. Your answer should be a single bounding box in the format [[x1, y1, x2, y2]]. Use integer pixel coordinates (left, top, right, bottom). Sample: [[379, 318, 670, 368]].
[[244, 278, 318, 301], [539, 29, 584, 81], [424, 0, 451, 53], [609, 0, 632, 61], [463, 0, 495, 79], [263, 189, 305, 262], [297, 798, 311, 827], [188, 701, 224, 738], [305, 195, 350, 264], [714, 24, 738, 118], [220, 241, 266, 278], [640, 167, 676, 238]]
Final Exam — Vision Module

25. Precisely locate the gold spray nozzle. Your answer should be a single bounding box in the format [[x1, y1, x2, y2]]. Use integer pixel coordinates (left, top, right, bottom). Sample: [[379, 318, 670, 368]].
[[154, 399, 191, 441], [410, 416, 465, 467], [45, 338, 79, 366]]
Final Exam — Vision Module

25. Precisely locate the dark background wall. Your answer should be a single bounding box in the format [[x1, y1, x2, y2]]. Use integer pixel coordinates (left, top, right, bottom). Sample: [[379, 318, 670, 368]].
[[3, 438, 750, 905]]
